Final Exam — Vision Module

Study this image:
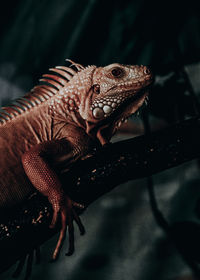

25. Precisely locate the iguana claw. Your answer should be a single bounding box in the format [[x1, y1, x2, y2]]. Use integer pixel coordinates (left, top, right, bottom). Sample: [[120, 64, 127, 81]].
[[50, 196, 85, 261]]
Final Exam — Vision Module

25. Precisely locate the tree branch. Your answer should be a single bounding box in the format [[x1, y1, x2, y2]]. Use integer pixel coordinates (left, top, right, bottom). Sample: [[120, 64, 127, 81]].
[[0, 117, 200, 273]]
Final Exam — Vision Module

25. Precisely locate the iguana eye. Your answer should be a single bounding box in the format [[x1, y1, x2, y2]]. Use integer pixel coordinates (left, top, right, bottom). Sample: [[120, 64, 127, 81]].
[[111, 67, 124, 78]]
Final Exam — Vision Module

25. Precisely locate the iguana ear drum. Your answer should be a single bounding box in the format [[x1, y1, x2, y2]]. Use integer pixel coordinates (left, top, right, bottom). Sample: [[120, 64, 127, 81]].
[[93, 84, 100, 94]]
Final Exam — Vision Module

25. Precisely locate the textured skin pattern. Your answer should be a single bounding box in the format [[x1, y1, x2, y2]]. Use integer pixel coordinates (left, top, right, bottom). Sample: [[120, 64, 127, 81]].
[[0, 60, 153, 259], [22, 141, 69, 213]]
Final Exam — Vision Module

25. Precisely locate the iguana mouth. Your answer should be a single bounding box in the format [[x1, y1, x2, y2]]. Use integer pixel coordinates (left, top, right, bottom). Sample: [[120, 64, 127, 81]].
[[104, 88, 149, 126], [91, 89, 138, 119], [91, 80, 153, 120], [92, 85, 151, 125], [86, 87, 150, 143], [113, 90, 148, 130]]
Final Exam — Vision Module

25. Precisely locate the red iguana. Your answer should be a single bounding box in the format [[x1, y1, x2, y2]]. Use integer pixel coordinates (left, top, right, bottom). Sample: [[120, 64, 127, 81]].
[[0, 60, 153, 260]]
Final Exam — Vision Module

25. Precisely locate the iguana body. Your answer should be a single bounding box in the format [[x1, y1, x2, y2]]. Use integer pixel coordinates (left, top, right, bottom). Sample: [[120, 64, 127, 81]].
[[0, 60, 153, 259]]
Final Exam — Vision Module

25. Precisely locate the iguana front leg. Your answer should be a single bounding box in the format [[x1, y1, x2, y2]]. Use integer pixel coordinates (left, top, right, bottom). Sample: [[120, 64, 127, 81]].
[[21, 139, 85, 260]]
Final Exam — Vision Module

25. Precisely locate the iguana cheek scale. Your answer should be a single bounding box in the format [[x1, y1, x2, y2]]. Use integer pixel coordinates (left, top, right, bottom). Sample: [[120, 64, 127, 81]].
[[0, 59, 153, 260]]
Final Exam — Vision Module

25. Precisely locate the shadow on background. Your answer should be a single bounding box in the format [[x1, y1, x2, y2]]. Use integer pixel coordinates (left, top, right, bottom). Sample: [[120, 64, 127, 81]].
[[0, 0, 200, 279]]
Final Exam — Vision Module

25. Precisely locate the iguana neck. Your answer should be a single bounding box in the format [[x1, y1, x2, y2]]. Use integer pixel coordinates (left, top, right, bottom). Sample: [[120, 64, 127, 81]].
[[50, 103, 87, 132], [48, 67, 95, 132]]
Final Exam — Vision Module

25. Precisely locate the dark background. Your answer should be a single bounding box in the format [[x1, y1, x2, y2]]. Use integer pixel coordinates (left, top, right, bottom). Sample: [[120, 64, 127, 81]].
[[1, 0, 200, 279]]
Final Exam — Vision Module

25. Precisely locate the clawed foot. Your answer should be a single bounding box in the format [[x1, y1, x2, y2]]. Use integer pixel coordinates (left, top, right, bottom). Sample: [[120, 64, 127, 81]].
[[49, 196, 85, 261]]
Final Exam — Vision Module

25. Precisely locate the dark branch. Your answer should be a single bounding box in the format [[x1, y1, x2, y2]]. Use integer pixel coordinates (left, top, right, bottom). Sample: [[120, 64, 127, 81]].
[[0, 117, 200, 273]]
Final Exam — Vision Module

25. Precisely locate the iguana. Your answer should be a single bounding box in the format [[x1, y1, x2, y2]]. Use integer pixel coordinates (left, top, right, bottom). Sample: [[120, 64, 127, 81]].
[[0, 60, 153, 261]]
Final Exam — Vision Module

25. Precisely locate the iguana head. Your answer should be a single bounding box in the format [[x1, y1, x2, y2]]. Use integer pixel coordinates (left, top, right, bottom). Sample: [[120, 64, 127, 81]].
[[38, 60, 153, 145], [80, 63, 154, 144]]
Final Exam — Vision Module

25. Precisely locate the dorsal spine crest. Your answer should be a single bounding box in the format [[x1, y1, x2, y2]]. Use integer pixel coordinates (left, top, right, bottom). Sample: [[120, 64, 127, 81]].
[[48, 65, 96, 116], [0, 60, 90, 124]]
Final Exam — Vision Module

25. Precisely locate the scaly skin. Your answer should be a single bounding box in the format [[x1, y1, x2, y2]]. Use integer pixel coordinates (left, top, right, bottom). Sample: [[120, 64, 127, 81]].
[[0, 60, 153, 260]]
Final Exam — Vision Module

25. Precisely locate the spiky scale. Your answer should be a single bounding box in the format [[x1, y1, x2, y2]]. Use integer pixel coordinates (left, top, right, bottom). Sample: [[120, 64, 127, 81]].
[[18, 99, 33, 109], [0, 109, 12, 118], [0, 112, 10, 120], [49, 68, 72, 81], [42, 74, 66, 87], [66, 59, 85, 71], [39, 78, 62, 90], [55, 66, 76, 76], [32, 85, 56, 95]]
